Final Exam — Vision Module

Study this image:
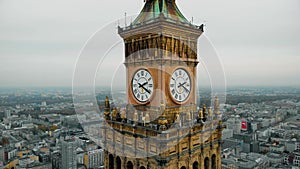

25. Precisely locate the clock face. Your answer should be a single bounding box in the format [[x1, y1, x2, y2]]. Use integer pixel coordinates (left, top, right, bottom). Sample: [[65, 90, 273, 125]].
[[132, 69, 154, 103], [170, 68, 191, 102]]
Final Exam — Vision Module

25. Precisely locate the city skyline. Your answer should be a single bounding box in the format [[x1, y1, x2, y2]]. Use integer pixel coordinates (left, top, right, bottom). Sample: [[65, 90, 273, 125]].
[[0, 0, 299, 87]]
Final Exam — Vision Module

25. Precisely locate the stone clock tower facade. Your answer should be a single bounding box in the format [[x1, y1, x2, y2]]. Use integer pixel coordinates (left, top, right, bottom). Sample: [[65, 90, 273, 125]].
[[102, 0, 223, 169]]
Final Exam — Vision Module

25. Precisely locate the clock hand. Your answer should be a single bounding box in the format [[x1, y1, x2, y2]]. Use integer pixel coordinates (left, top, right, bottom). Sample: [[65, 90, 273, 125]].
[[142, 82, 148, 86], [182, 85, 190, 93], [138, 82, 148, 88], [138, 83, 142, 88], [138, 82, 151, 94], [177, 82, 187, 88], [177, 82, 182, 88]]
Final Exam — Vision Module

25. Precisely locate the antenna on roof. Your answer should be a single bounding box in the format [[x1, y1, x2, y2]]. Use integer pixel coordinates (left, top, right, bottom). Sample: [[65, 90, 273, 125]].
[[125, 12, 127, 27]]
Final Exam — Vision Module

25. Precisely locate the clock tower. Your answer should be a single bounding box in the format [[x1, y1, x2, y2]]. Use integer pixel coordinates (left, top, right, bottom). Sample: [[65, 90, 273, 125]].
[[102, 0, 223, 168]]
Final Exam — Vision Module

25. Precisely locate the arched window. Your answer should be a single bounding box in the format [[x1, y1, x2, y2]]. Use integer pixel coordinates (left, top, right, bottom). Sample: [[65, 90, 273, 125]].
[[140, 166, 146, 169], [212, 154, 217, 169], [127, 161, 134, 169], [116, 156, 121, 169], [180, 166, 187, 169], [204, 157, 210, 169], [193, 161, 199, 169], [109, 154, 114, 169]]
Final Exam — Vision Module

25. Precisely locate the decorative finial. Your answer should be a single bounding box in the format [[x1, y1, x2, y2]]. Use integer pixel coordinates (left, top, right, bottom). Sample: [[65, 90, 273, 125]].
[[121, 109, 127, 122], [175, 113, 180, 123], [214, 96, 221, 116], [197, 109, 205, 124], [105, 96, 110, 109], [214, 96, 220, 111], [160, 101, 166, 111], [158, 109, 168, 131], [145, 112, 150, 124], [133, 110, 139, 122], [104, 96, 111, 119], [112, 108, 118, 120], [199, 24, 205, 32], [202, 104, 207, 114], [208, 107, 213, 118], [186, 112, 192, 121], [199, 109, 204, 120], [121, 109, 127, 120]]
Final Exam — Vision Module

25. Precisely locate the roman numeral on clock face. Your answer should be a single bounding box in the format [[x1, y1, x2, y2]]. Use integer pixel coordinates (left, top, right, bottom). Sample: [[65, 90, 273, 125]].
[[172, 89, 175, 95]]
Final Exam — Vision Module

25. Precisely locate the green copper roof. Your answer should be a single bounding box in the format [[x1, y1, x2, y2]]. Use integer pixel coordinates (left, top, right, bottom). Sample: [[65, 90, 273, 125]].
[[132, 0, 190, 25]]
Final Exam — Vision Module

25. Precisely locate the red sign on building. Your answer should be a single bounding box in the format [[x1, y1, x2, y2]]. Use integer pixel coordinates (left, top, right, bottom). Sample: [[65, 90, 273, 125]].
[[241, 121, 247, 130]]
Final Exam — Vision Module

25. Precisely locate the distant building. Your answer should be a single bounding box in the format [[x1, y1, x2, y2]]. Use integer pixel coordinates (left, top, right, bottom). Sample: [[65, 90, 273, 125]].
[[51, 152, 61, 169], [222, 157, 260, 169], [61, 137, 77, 169], [17, 155, 41, 168], [226, 118, 242, 134], [41, 101, 47, 107], [284, 150, 300, 167], [260, 143, 285, 153], [295, 141, 300, 151], [0, 111, 5, 120], [26, 162, 52, 169], [222, 129, 234, 140], [5, 147, 17, 162], [4, 110, 11, 118], [0, 146, 4, 164], [293, 151, 300, 167], [62, 115, 80, 128], [232, 133, 259, 153], [222, 153, 269, 169], [266, 152, 285, 164], [286, 140, 300, 153], [84, 149, 104, 169], [251, 122, 258, 132], [76, 147, 85, 165]]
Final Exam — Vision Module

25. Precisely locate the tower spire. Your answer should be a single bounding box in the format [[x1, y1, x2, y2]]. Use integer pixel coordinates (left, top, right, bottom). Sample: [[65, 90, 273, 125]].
[[133, 0, 190, 25]]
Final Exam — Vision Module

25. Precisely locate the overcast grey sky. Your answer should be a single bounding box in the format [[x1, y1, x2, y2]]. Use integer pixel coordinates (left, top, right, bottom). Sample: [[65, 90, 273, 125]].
[[0, 0, 299, 87]]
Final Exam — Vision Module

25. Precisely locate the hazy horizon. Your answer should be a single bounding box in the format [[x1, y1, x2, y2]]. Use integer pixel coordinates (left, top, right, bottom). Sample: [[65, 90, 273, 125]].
[[0, 85, 299, 90]]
